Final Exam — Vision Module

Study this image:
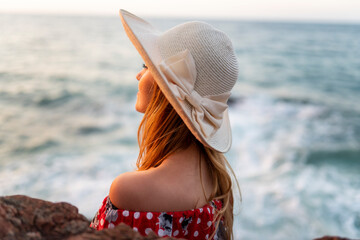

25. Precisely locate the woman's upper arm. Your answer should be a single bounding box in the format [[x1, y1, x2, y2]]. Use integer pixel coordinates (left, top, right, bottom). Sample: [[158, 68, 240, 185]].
[[109, 172, 141, 210]]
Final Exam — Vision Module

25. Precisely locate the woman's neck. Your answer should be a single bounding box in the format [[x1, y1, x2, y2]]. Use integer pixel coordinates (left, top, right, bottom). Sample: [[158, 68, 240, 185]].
[[157, 143, 202, 172]]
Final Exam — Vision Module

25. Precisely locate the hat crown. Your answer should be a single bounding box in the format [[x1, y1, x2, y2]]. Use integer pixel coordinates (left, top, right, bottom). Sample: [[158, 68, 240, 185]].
[[157, 21, 239, 97]]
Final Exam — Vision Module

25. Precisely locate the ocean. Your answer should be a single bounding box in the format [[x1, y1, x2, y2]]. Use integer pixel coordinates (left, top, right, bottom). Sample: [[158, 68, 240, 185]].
[[0, 13, 359, 239]]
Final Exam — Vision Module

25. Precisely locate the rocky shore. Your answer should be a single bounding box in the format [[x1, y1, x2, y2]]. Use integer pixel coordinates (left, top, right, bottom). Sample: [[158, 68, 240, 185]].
[[0, 195, 176, 240], [0, 195, 353, 240]]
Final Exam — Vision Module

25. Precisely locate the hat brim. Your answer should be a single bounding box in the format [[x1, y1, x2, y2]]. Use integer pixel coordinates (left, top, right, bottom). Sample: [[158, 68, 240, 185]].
[[119, 9, 232, 152]]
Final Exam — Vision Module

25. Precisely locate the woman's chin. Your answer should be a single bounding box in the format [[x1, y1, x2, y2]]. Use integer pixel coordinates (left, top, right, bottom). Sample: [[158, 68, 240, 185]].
[[135, 104, 146, 113]]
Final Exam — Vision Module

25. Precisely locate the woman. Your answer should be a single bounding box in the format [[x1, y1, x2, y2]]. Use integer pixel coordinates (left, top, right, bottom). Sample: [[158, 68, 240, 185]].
[[90, 9, 240, 240]]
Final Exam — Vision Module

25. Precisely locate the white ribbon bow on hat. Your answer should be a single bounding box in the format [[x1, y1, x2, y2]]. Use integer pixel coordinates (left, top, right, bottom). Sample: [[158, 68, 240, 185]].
[[158, 49, 230, 139]]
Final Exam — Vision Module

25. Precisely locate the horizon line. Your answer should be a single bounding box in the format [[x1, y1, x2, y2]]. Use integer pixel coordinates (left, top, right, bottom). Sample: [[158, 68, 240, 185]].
[[1, 10, 360, 25]]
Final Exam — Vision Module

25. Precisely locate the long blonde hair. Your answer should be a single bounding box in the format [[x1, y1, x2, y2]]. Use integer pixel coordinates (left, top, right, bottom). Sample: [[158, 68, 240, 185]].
[[137, 82, 240, 240]]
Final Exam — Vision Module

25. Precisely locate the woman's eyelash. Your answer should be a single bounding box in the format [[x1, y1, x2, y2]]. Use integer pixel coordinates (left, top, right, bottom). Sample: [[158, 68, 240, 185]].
[[143, 64, 148, 69]]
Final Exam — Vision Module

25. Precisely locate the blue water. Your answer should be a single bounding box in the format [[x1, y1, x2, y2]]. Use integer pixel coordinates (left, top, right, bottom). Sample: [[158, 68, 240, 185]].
[[1, 13, 360, 240]]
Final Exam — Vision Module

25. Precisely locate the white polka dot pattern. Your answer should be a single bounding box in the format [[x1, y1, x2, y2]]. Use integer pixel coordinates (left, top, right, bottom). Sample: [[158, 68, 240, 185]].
[[122, 210, 129, 217], [91, 196, 224, 239]]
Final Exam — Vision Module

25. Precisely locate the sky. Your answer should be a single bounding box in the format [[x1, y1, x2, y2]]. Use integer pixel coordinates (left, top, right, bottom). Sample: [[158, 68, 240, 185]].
[[1, 0, 360, 23]]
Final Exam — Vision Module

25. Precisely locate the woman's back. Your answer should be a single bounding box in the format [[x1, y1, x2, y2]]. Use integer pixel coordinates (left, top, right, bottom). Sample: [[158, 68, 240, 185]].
[[91, 144, 224, 239], [109, 143, 214, 212]]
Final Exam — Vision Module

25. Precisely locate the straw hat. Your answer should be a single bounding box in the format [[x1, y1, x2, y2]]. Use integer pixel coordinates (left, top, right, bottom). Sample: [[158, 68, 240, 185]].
[[119, 9, 239, 153]]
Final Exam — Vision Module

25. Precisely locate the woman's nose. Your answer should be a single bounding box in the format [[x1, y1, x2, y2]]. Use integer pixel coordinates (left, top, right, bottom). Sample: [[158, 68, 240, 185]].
[[136, 69, 146, 81], [136, 72, 142, 81]]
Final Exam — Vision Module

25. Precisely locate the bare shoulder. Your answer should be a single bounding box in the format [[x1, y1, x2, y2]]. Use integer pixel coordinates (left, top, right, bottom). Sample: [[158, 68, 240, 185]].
[[109, 162, 209, 211], [109, 170, 159, 211]]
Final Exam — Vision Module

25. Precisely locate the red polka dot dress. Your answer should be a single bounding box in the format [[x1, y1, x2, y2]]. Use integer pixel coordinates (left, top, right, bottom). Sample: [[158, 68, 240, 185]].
[[90, 196, 224, 239]]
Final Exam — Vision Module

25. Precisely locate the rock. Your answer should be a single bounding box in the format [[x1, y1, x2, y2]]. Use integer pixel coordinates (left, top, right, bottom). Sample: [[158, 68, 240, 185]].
[[0, 195, 178, 240]]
